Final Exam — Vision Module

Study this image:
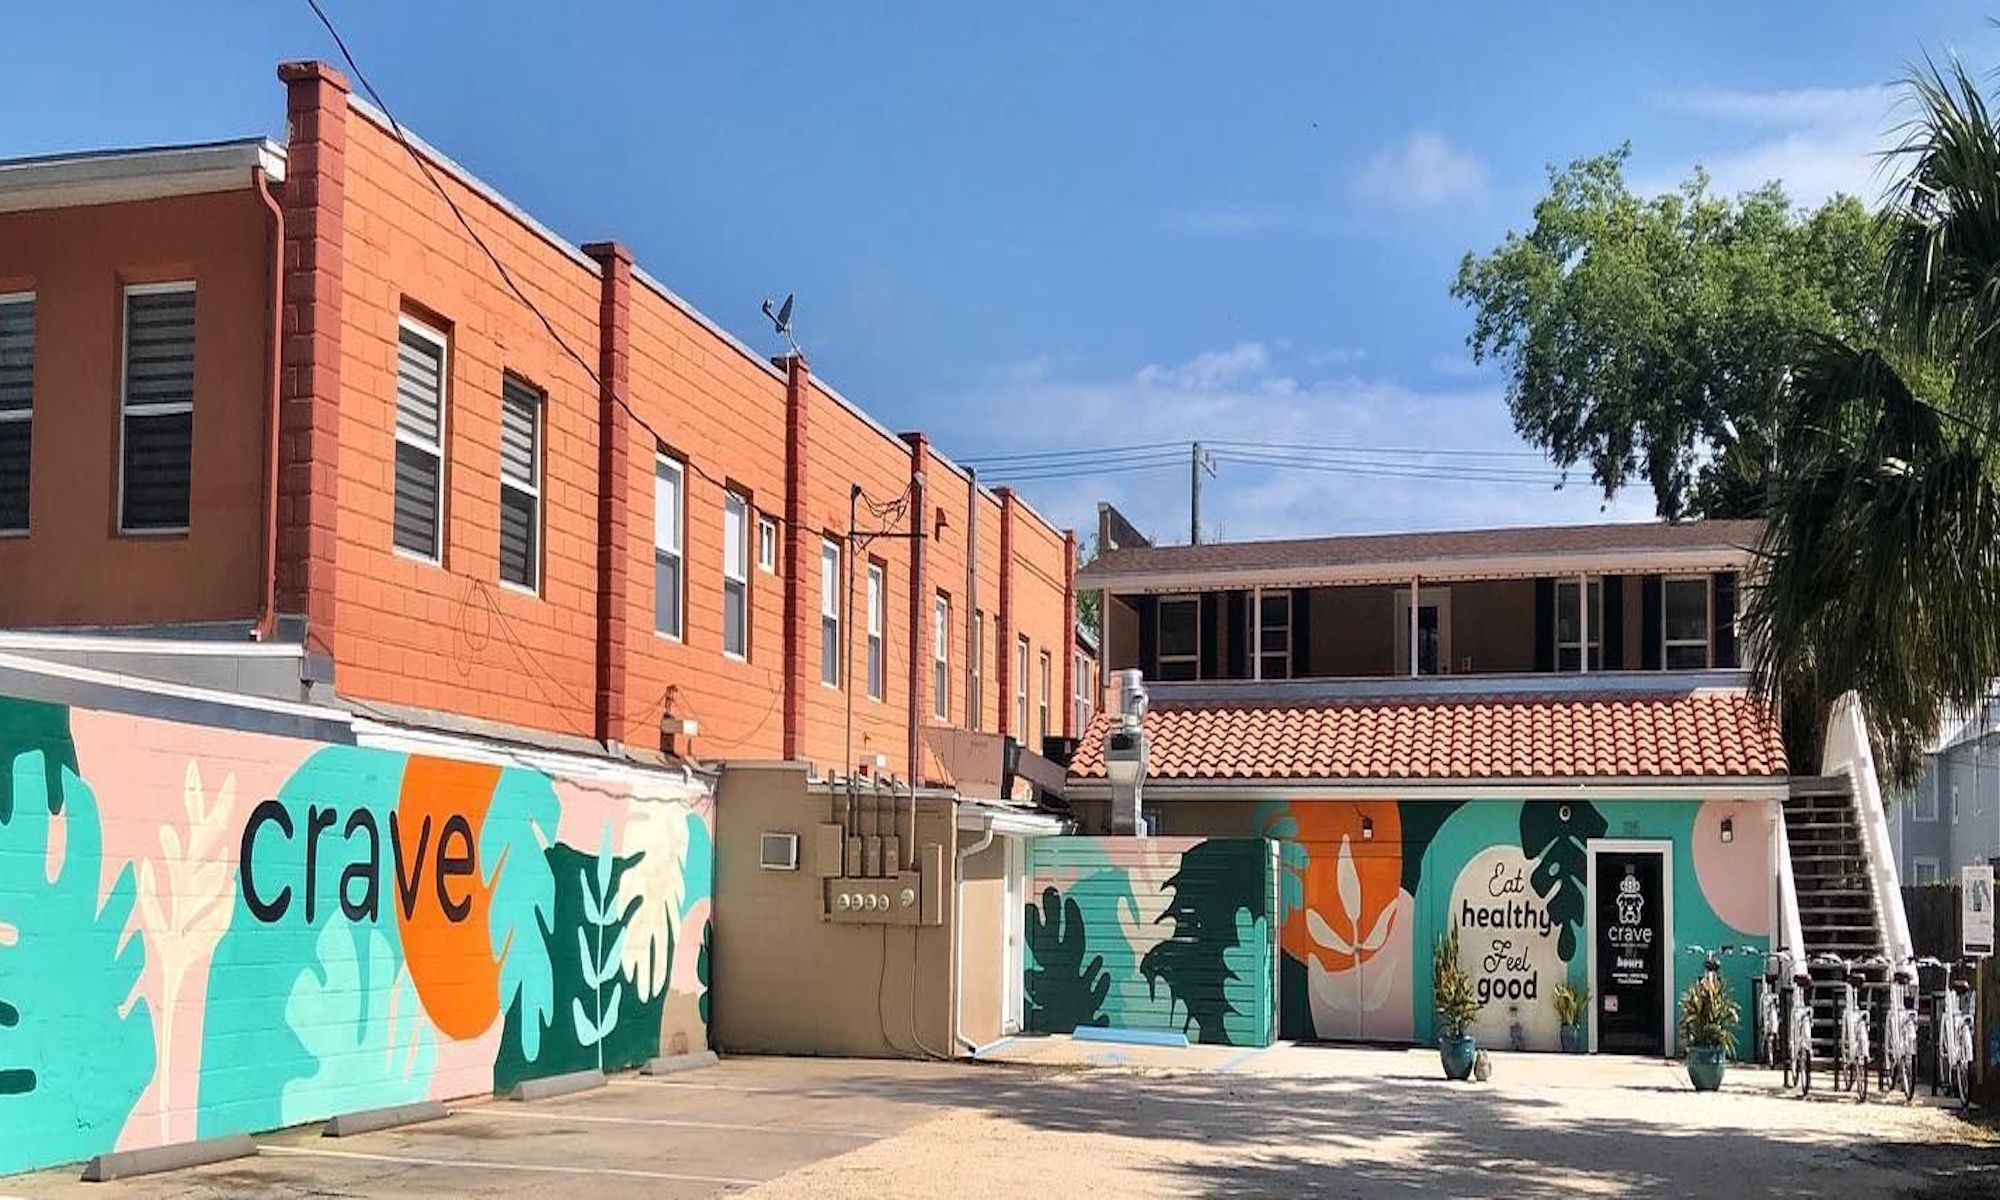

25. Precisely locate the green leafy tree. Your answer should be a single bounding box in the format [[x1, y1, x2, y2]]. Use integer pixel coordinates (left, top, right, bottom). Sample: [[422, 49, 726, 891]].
[[1454, 146, 1887, 519], [1024, 887, 1111, 1032]]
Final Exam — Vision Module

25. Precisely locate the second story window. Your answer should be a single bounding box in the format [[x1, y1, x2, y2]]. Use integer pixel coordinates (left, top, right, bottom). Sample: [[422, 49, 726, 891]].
[[121, 284, 197, 533], [393, 317, 448, 558], [723, 490, 750, 658], [653, 455, 684, 638], [1038, 650, 1051, 743], [821, 538, 842, 687], [1662, 575, 1710, 670], [0, 292, 33, 534], [865, 560, 885, 699], [971, 609, 984, 731], [1555, 578, 1602, 672], [1914, 772, 1939, 823], [1074, 649, 1093, 732], [757, 514, 778, 574], [933, 592, 950, 721], [1157, 596, 1200, 681], [1258, 591, 1292, 680], [1015, 635, 1029, 736], [498, 376, 542, 591]]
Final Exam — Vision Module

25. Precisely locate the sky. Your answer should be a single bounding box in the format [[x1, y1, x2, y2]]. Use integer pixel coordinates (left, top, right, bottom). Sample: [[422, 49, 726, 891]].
[[1, 2, 1988, 545]]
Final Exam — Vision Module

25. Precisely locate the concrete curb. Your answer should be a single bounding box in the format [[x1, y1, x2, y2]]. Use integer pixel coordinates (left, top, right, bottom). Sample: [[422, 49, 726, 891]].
[[81, 1134, 257, 1182], [1071, 1026, 1191, 1049], [642, 1051, 720, 1076], [507, 1068, 606, 1101], [324, 1100, 450, 1137]]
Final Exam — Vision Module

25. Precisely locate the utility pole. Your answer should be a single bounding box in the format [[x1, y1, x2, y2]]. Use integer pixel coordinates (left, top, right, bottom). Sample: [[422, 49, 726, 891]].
[[1190, 441, 1215, 544]]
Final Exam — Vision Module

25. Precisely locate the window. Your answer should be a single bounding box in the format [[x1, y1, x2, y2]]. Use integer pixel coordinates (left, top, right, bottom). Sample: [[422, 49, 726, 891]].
[[498, 376, 541, 590], [1258, 591, 1292, 680], [1074, 649, 1093, 732], [0, 292, 32, 534], [1662, 576, 1710, 670], [1038, 651, 1051, 743], [723, 490, 750, 658], [1157, 596, 1200, 681], [757, 514, 778, 573], [1555, 578, 1603, 672], [1913, 857, 1943, 886], [653, 455, 684, 638], [971, 610, 984, 732], [1015, 636, 1029, 737], [121, 283, 197, 533], [933, 592, 950, 721], [865, 561, 885, 699], [820, 538, 842, 687], [1914, 773, 1940, 823], [389, 317, 448, 557], [1951, 783, 1961, 826]]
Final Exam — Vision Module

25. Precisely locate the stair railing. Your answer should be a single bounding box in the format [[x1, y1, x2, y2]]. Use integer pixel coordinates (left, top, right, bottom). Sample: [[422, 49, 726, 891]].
[[1820, 691, 1914, 963], [1774, 805, 1807, 959]]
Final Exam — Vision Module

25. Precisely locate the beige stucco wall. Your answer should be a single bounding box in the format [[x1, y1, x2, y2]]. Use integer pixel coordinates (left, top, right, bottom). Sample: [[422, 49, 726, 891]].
[[956, 838, 1009, 1048], [712, 763, 960, 1057]]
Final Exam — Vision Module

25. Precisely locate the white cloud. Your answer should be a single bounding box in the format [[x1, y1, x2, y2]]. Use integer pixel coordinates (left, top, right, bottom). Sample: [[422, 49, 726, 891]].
[[1646, 83, 1899, 207], [1160, 202, 1290, 236], [942, 342, 1648, 542], [1354, 132, 1491, 211]]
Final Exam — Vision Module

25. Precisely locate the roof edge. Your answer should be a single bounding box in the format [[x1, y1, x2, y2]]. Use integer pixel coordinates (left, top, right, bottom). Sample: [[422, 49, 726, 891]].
[[0, 138, 286, 214]]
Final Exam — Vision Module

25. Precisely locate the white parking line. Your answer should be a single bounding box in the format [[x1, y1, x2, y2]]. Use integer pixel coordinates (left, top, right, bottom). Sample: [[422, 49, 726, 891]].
[[258, 1144, 759, 1186], [463, 1105, 881, 1139]]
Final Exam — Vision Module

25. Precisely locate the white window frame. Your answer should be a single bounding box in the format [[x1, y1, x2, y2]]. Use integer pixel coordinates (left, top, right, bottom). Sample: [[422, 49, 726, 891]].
[[1038, 650, 1051, 744], [971, 609, 984, 732], [821, 538, 843, 688], [1913, 856, 1943, 886], [0, 290, 33, 537], [933, 592, 950, 721], [388, 313, 449, 560], [1914, 772, 1940, 823], [1015, 635, 1030, 739], [497, 375, 543, 594], [653, 454, 685, 640], [1257, 590, 1293, 681], [757, 514, 778, 574], [1555, 577, 1603, 673], [865, 561, 885, 700], [119, 281, 198, 536], [1662, 574, 1711, 670], [1074, 649, 1092, 732], [723, 490, 750, 660], [1157, 595, 1201, 681]]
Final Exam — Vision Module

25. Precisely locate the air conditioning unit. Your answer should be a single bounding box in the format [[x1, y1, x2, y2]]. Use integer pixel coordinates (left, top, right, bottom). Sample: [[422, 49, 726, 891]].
[[760, 831, 800, 871]]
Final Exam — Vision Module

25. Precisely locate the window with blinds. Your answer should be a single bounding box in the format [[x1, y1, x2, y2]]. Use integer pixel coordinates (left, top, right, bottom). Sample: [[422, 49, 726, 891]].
[[654, 455, 684, 638], [0, 293, 32, 534], [723, 490, 749, 658], [394, 319, 448, 560], [865, 561, 885, 700], [498, 376, 541, 589], [821, 538, 842, 687], [120, 285, 196, 532]]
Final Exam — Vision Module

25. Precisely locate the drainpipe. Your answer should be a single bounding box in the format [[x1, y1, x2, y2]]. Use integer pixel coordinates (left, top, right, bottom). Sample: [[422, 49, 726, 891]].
[[252, 166, 284, 643], [952, 815, 996, 1055]]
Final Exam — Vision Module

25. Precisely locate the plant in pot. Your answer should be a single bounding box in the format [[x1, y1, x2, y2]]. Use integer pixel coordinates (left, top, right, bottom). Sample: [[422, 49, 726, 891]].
[[1433, 924, 1482, 1080], [1553, 981, 1589, 1053], [1678, 974, 1740, 1092]]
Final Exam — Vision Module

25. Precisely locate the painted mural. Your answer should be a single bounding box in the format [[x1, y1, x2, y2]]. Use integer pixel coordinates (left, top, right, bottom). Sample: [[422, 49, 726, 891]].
[[1242, 797, 1774, 1055], [1024, 837, 1277, 1047], [0, 696, 712, 1177]]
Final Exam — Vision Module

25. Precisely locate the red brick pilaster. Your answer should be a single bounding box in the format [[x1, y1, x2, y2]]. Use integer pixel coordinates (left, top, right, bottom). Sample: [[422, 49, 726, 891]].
[[582, 242, 633, 748], [996, 487, 1016, 739], [902, 433, 930, 783], [275, 60, 349, 659], [1063, 529, 1077, 738], [780, 355, 812, 759]]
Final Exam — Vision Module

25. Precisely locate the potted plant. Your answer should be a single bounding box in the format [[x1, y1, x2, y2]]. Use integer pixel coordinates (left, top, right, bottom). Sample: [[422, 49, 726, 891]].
[[1553, 981, 1589, 1053], [1433, 924, 1482, 1080], [1678, 974, 1740, 1092]]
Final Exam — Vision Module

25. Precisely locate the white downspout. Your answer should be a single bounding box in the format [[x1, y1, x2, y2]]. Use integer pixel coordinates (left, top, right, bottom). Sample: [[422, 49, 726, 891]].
[[952, 817, 997, 1055]]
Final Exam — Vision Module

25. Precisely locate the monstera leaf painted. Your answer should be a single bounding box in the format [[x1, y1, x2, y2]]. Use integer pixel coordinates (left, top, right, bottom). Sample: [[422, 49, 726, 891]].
[[696, 918, 713, 1028], [1024, 887, 1111, 1032], [1520, 800, 1606, 962], [0, 748, 156, 1175], [1139, 839, 1270, 1045], [480, 769, 560, 1061], [1220, 908, 1271, 1047], [280, 922, 436, 1116]]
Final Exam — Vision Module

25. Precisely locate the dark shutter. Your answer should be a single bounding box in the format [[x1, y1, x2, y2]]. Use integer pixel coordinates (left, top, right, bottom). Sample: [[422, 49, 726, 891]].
[[1602, 576, 1626, 670], [1136, 595, 1158, 679], [1712, 571, 1739, 668], [1199, 591, 1221, 679], [121, 289, 195, 531], [1225, 592, 1248, 678], [1533, 578, 1555, 673], [0, 296, 32, 532], [1641, 575, 1663, 670], [1291, 587, 1312, 677]]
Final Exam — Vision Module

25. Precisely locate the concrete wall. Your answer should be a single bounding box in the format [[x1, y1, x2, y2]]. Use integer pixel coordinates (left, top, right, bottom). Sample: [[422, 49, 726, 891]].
[[0, 689, 713, 1177]]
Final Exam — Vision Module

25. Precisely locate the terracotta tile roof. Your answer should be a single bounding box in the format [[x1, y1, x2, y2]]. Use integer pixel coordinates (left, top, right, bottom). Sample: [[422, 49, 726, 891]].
[[1068, 688, 1786, 782], [1078, 518, 1763, 584]]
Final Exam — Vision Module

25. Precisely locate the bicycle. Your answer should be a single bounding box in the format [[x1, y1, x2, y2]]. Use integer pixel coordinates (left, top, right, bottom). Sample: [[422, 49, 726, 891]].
[[1932, 960, 1976, 1108], [1880, 958, 1919, 1102], [1765, 950, 1815, 1096], [1814, 953, 1872, 1101]]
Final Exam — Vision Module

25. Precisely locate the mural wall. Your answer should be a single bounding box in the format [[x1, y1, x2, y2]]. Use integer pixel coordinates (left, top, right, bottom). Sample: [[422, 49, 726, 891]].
[[1024, 837, 1277, 1047], [0, 696, 712, 1176], [1241, 796, 1774, 1055]]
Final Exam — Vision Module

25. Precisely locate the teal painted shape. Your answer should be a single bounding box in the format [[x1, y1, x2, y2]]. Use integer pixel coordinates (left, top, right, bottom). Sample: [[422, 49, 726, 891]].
[[1220, 908, 1273, 1047], [1138, 839, 1273, 1046], [680, 812, 713, 918], [0, 697, 76, 823], [481, 768, 559, 1061], [0, 743, 157, 1176], [1409, 799, 1523, 1045], [196, 745, 427, 1138], [1023, 885, 1111, 1032], [280, 920, 436, 1118], [1026, 839, 1142, 1023]]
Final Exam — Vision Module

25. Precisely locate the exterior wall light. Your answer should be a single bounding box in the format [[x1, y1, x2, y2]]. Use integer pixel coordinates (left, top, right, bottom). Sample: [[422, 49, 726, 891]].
[[1720, 816, 1734, 844], [1361, 815, 1375, 841]]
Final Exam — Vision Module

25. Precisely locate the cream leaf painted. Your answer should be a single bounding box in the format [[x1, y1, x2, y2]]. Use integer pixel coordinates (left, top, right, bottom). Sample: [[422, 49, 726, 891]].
[[617, 798, 693, 1003]]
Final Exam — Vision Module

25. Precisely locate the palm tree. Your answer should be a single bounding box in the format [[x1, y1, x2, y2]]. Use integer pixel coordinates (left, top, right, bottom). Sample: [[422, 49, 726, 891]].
[[1747, 61, 2000, 787]]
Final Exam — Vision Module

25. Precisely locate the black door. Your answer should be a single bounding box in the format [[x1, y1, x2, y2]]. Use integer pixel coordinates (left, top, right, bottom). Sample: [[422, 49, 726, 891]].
[[1594, 850, 1666, 1056]]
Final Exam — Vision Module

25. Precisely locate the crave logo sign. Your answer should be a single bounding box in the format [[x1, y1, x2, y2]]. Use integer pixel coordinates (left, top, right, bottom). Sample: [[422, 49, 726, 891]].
[[1449, 847, 1563, 1050]]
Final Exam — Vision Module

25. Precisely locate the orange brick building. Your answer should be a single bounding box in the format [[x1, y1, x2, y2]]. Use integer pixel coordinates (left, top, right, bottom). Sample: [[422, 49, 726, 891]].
[[0, 59, 1077, 781]]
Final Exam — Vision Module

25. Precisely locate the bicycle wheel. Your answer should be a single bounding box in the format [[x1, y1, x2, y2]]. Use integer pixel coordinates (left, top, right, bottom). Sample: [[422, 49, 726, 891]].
[[1796, 1046, 1812, 1098], [1857, 1045, 1870, 1102], [1902, 1051, 1917, 1102], [1953, 1060, 1969, 1108]]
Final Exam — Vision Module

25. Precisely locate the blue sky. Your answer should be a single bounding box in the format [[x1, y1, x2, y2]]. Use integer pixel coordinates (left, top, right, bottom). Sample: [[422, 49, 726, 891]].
[[1, 2, 1984, 543]]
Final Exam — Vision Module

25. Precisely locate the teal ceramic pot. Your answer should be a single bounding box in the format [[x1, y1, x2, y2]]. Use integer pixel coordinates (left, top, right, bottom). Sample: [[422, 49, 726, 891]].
[[1440, 1034, 1477, 1081], [1686, 1045, 1727, 1092], [1559, 1025, 1584, 1054]]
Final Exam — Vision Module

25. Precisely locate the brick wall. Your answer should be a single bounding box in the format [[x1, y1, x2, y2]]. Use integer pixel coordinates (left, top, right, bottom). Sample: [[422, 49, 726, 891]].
[[1008, 496, 1071, 749]]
